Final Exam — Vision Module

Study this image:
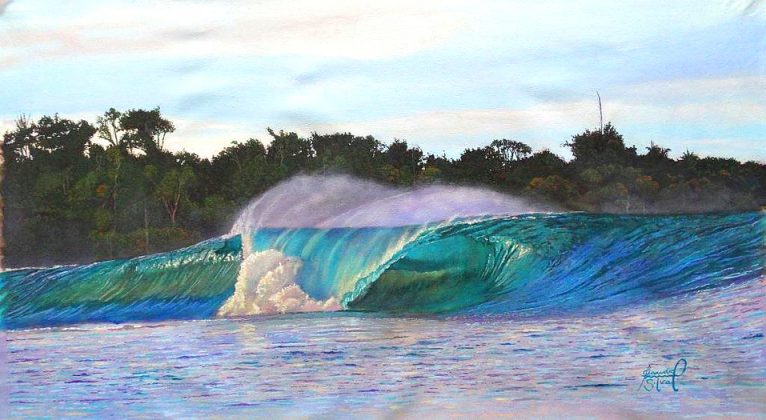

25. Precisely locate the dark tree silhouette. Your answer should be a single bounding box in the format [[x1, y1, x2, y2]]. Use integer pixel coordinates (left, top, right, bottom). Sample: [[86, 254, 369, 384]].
[[1, 109, 763, 267]]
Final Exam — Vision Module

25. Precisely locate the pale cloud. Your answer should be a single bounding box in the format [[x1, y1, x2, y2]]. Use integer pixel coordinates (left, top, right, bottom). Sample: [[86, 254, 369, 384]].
[[0, 0, 464, 67], [460, 0, 762, 57], [608, 101, 766, 125], [158, 73, 766, 160], [0, 0, 11, 15], [728, 0, 766, 16], [166, 117, 264, 158], [606, 75, 766, 124], [300, 77, 766, 142], [2, 0, 759, 68], [305, 102, 594, 140], [613, 76, 766, 103], [687, 137, 766, 161], [1, 3, 762, 161], [0, 116, 16, 138], [271, 75, 766, 160]]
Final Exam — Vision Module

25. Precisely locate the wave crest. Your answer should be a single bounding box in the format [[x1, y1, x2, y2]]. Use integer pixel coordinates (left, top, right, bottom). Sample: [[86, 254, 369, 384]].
[[231, 174, 544, 231]]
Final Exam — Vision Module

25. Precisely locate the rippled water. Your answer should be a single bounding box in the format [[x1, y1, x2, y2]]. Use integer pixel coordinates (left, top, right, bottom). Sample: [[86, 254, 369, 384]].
[[4, 278, 764, 418]]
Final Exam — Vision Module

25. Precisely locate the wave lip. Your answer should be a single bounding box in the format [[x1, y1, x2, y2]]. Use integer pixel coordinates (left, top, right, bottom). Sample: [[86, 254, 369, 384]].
[[230, 174, 545, 231]]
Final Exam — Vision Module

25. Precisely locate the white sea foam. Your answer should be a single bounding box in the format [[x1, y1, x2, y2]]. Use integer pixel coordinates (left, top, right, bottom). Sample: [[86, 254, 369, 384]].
[[217, 240, 339, 317]]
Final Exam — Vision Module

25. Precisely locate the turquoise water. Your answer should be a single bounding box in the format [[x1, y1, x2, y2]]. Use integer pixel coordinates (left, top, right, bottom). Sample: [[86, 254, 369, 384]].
[[1, 213, 763, 328]]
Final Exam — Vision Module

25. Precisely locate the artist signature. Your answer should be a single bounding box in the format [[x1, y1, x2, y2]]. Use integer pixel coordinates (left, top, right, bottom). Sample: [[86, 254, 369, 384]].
[[638, 358, 687, 392]]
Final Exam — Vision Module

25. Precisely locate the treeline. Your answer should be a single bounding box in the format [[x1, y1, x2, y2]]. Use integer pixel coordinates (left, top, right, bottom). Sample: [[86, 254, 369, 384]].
[[3, 108, 765, 267]]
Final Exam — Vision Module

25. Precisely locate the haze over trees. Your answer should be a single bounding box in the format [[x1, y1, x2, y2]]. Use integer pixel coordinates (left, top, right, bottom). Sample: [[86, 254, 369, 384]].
[[3, 108, 764, 267]]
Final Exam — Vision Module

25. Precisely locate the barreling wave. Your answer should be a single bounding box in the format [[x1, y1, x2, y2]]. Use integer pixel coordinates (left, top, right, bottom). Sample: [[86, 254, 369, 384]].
[[1, 211, 763, 329], [1, 176, 764, 329]]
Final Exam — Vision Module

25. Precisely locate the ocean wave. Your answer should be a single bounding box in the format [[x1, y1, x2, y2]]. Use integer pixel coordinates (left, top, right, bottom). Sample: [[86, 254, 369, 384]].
[[1, 212, 763, 329]]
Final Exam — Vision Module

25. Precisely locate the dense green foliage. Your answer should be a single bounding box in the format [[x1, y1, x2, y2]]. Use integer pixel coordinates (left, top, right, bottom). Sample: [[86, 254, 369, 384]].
[[3, 108, 765, 267]]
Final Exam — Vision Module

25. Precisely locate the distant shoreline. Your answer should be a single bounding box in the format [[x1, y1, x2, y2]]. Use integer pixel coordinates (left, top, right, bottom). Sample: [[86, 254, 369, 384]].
[[3, 111, 764, 267]]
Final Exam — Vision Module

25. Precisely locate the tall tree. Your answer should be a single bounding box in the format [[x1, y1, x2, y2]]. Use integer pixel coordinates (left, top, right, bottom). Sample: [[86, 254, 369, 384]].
[[120, 107, 175, 154], [96, 108, 124, 148], [311, 132, 385, 176], [491, 139, 532, 165], [383, 140, 423, 185], [565, 123, 636, 167], [455, 146, 504, 185], [266, 128, 313, 173], [149, 165, 196, 227], [2, 115, 33, 162]]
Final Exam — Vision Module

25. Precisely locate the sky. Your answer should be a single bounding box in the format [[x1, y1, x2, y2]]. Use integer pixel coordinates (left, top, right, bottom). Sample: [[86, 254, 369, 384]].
[[0, 0, 764, 161]]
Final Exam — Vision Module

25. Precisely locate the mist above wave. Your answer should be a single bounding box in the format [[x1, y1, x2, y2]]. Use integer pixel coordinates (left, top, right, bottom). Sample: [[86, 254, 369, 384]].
[[230, 174, 546, 232]]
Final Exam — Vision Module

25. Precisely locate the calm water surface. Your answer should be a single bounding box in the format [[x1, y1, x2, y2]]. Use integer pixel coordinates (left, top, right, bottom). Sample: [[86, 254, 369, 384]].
[[4, 278, 764, 418]]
